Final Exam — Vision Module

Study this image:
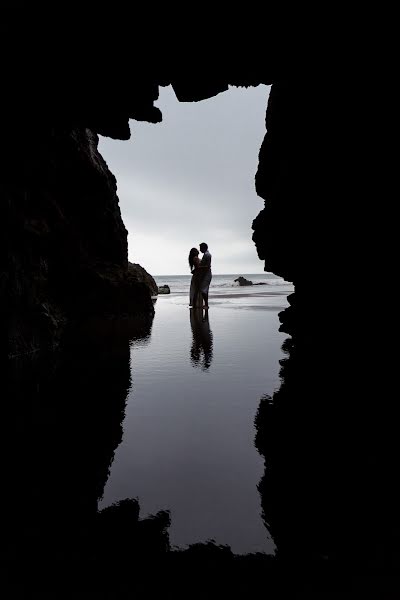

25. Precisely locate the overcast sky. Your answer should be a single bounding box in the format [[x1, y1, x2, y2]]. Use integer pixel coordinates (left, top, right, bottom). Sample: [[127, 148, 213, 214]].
[[99, 84, 270, 275]]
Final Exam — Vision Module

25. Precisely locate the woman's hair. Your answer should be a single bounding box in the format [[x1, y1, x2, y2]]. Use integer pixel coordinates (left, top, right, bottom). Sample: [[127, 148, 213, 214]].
[[188, 247, 199, 271]]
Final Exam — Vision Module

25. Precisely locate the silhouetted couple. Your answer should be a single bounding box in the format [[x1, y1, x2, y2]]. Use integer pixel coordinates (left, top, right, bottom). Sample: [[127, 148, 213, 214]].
[[188, 243, 212, 308]]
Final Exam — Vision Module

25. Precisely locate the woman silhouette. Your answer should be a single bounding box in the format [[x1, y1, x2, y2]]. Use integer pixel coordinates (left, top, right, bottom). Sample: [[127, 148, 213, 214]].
[[188, 247, 203, 308]]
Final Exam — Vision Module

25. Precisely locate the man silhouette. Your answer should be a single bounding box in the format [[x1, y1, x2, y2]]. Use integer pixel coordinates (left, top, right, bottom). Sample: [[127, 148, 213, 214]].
[[199, 242, 212, 308]]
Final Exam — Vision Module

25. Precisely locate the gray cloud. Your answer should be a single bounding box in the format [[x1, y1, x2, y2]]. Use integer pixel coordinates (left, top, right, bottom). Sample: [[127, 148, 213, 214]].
[[99, 84, 270, 274]]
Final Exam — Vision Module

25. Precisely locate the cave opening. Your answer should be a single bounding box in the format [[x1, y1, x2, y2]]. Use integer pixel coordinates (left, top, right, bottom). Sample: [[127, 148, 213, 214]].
[[98, 84, 271, 276], [95, 84, 293, 554]]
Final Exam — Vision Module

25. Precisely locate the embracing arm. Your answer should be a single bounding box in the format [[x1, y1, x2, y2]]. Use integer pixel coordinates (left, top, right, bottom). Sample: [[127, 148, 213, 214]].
[[193, 256, 201, 270]]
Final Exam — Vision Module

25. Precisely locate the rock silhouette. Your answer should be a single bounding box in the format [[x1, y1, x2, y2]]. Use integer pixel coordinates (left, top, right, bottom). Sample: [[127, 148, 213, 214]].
[[234, 276, 253, 286], [158, 285, 171, 294]]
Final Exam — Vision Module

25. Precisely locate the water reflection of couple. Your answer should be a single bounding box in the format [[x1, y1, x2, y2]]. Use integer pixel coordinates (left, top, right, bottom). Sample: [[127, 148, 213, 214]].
[[190, 308, 213, 370], [188, 242, 212, 309]]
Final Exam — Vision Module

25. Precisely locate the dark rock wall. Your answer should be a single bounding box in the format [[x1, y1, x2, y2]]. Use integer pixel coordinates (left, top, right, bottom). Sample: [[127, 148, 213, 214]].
[[2, 126, 154, 356], [251, 78, 397, 579]]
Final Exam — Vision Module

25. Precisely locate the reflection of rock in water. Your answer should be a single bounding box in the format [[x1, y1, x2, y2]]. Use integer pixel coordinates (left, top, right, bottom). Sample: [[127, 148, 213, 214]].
[[255, 336, 346, 561], [3, 313, 394, 595], [254, 322, 397, 592], [3, 309, 395, 596], [190, 309, 213, 370], [1, 314, 171, 591]]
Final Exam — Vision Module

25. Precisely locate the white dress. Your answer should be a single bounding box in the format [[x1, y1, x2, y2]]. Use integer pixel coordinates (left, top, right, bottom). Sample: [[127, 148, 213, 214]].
[[189, 257, 203, 307]]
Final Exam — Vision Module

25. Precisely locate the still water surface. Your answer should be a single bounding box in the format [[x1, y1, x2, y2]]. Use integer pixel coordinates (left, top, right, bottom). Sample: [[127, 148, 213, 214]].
[[100, 280, 291, 554]]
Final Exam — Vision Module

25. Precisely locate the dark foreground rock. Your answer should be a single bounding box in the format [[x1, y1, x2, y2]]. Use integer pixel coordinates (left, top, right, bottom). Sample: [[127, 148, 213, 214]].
[[234, 276, 253, 286]]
